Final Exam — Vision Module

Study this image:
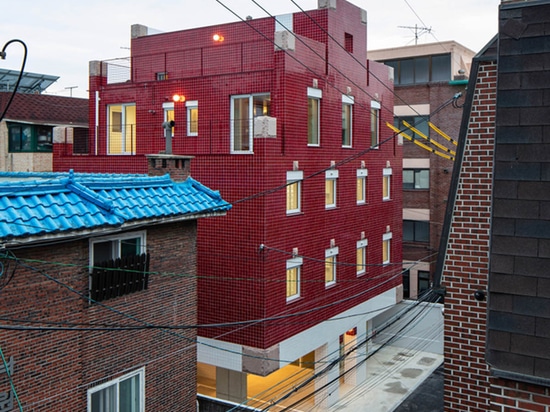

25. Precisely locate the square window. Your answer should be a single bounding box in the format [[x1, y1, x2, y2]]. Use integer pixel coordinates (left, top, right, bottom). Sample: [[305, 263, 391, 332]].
[[231, 93, 270, 153]]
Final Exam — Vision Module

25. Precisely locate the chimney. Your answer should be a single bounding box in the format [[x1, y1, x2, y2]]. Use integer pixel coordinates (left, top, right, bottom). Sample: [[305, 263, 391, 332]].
[[145, 154, 194, 182]]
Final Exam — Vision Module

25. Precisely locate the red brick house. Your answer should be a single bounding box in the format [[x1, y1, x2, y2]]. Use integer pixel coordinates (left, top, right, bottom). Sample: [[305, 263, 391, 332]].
[[436, 0, 550, 410], [0, 91, 88, 172], [0, 165, 230, 411], [53, 0, 402, 408]]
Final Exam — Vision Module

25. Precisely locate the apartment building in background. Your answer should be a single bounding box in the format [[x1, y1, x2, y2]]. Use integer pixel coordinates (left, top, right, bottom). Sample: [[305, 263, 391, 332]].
[[53, 0, 403, 409], [369, 41, 475, 299]]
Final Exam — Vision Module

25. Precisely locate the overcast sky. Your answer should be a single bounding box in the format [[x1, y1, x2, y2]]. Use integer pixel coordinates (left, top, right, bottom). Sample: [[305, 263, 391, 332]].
[[0, 0, 500, 98]]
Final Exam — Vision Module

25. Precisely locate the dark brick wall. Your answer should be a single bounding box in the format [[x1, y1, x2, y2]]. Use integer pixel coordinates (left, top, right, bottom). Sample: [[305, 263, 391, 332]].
[[487, 0, 550, 383], [0, 221, 197, 411]]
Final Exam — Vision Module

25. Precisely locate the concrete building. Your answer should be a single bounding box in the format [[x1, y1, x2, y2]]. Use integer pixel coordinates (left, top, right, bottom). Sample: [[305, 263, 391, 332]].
[[53, 0, 403, 409], [369, 41, 475, 299]]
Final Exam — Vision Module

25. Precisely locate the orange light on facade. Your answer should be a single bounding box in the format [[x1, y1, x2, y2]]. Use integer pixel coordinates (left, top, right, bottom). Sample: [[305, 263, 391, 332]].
[[172, 94, 185, 103], [213, 34, 225, 42]]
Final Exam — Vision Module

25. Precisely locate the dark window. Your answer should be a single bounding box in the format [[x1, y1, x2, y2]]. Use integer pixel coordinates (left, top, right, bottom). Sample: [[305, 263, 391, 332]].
[[345, 33, 353, 53], [395, 116, 430, 141], [403, 169, 429, 189], [403, 269, 410, 299], [403, 220, 430, 242], [385, 53, 451, 85], [418, 270, 430, 296], [8, 123, 53, 152], [73, 128, 90, 154]]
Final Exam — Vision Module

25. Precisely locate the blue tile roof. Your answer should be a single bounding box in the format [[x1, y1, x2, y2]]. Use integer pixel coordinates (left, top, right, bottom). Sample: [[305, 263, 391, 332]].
[[0, 171, 231, 242]]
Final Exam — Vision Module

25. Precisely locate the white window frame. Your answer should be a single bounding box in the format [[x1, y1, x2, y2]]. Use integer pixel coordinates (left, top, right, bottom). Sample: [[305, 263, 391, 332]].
[[325, 246, 338, 287], [325, 169, 338, 209], [230, 93, 270, 154], [342, 95, 354, 148], [383, 232, 392, 266], [87, 368, 145, 412], [383, 167, 392, 201], [356, 168, 368, 205], [186, 100, 198, 136], [357, 239, 368, 276], [163, 102, 175, 136], [307, 87, 322, 146], [286, 170, 303, 215], [89, 230, 146, 270], [286, 256, 302, 302], [371, 100, 381, 148]]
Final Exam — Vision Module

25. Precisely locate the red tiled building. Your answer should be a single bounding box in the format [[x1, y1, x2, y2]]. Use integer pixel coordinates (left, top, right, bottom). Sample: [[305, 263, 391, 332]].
[[54, 0, 402, 408]]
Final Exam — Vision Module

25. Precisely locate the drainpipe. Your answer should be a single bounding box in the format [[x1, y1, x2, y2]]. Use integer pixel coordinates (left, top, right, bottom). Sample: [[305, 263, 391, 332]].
[[95, 90, 100, 156]]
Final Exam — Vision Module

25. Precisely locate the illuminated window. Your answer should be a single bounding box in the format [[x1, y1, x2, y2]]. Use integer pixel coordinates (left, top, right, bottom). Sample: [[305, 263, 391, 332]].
[[383, 167, 392, 200], [357, 239, 368, 276], [286, 256, 302, 301], [371, 101, 380, 148], [286, 170, 303, 214], [325, 246, 338, 286], [342, 95, 354, 147], [308, 87, 321, 146], [186, 100, 198, 136], [88, 368, 144, 412], [163, 102, 175, 136], [357, 168, 368, 204], [325, 169, 338, 209], [107, 103, 136, 155], [231, 93, 270, 153], [383, 232, 392, 265]]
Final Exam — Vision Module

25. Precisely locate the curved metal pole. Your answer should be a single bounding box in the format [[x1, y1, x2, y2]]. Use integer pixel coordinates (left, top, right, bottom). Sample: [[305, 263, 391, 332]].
[[0, 39, 28, 123]]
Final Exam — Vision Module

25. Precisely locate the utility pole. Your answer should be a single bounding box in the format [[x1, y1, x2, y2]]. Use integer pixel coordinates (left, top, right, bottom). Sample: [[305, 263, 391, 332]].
[[398, 24, 432, 45]]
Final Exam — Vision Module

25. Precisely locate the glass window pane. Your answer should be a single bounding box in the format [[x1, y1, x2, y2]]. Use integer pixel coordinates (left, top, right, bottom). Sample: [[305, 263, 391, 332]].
[[371, 108, 379, 147], [432, 54, 451, 82], [415, 57, 429, 83], [403, 170, 414, 189], [119, 374, 141, 412], [356, 247, 365, 274], [188, 107, 198, 134], [286, 266, 299, 298], [308, 97, 320, 145], [416, 169, 430, 189], [342, 103, 352, 146], [400, 59, 414, 85], [121, 237, 140, 257], [233, 97, 250, 151], [91, 385, 116, 412], [383, 176, 390, 199], [416, 221, 430, 242], [383, 239, 390, 263], [286, 181, 300, 212], [124, 105, 136, 154], [403, 220, 414, 242], [357, 177, 365, 203], [325, 179, 336, 207], [253, 94, 270, 117], [325, 256, 335, 284], [94, 241, 113, 265]]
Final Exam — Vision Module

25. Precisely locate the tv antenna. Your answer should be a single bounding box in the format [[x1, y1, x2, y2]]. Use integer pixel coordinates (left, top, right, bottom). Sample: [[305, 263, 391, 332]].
[[398, 24, 432, 45]]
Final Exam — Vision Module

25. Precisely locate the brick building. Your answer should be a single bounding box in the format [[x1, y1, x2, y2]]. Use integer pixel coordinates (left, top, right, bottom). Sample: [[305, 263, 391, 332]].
[[53, 0, 402, 408], [0, 91, 88, 172], [0, 166, 230, 411], [435, 0, 550, 410], [369, 41, 475, 300]]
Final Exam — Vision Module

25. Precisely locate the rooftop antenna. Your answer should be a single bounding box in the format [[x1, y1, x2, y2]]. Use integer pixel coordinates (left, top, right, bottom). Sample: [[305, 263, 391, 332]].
[[398, 24, 432, 45]]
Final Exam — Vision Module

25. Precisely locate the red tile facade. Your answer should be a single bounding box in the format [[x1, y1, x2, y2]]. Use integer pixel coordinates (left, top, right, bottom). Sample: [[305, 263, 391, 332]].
[[54, 0, 401, 354]]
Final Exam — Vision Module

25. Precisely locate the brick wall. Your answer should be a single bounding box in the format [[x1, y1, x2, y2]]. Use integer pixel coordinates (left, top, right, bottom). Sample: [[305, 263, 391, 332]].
[[0, 220, 197, 411], [442, 60, 497, 411], [490, 378, 550, 412]]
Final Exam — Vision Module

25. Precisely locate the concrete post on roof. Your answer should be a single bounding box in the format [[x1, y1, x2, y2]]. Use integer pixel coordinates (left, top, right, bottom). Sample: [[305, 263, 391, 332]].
[[145, 154, 194, 182]]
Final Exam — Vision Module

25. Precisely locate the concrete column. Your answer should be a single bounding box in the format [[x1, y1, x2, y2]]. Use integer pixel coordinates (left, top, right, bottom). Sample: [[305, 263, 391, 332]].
[[215, 367, 247, 404], [314, 339, 340, 408]]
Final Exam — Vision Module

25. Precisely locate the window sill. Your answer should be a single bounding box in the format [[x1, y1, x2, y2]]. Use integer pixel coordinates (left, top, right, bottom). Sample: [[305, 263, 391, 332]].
[[325, 282, 336, 289], [286, 211, 304, 216], [286, 295, 301, 304]]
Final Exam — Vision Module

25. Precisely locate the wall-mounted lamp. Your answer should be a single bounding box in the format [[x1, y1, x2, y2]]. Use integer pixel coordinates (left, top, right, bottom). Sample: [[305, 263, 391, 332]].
[[213, 34, 225, 42], [172, 94, 185, 103]]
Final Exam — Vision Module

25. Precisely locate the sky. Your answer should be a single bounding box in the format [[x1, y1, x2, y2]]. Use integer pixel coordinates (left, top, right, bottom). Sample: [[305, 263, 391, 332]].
[[0, 0, 500, 98]]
